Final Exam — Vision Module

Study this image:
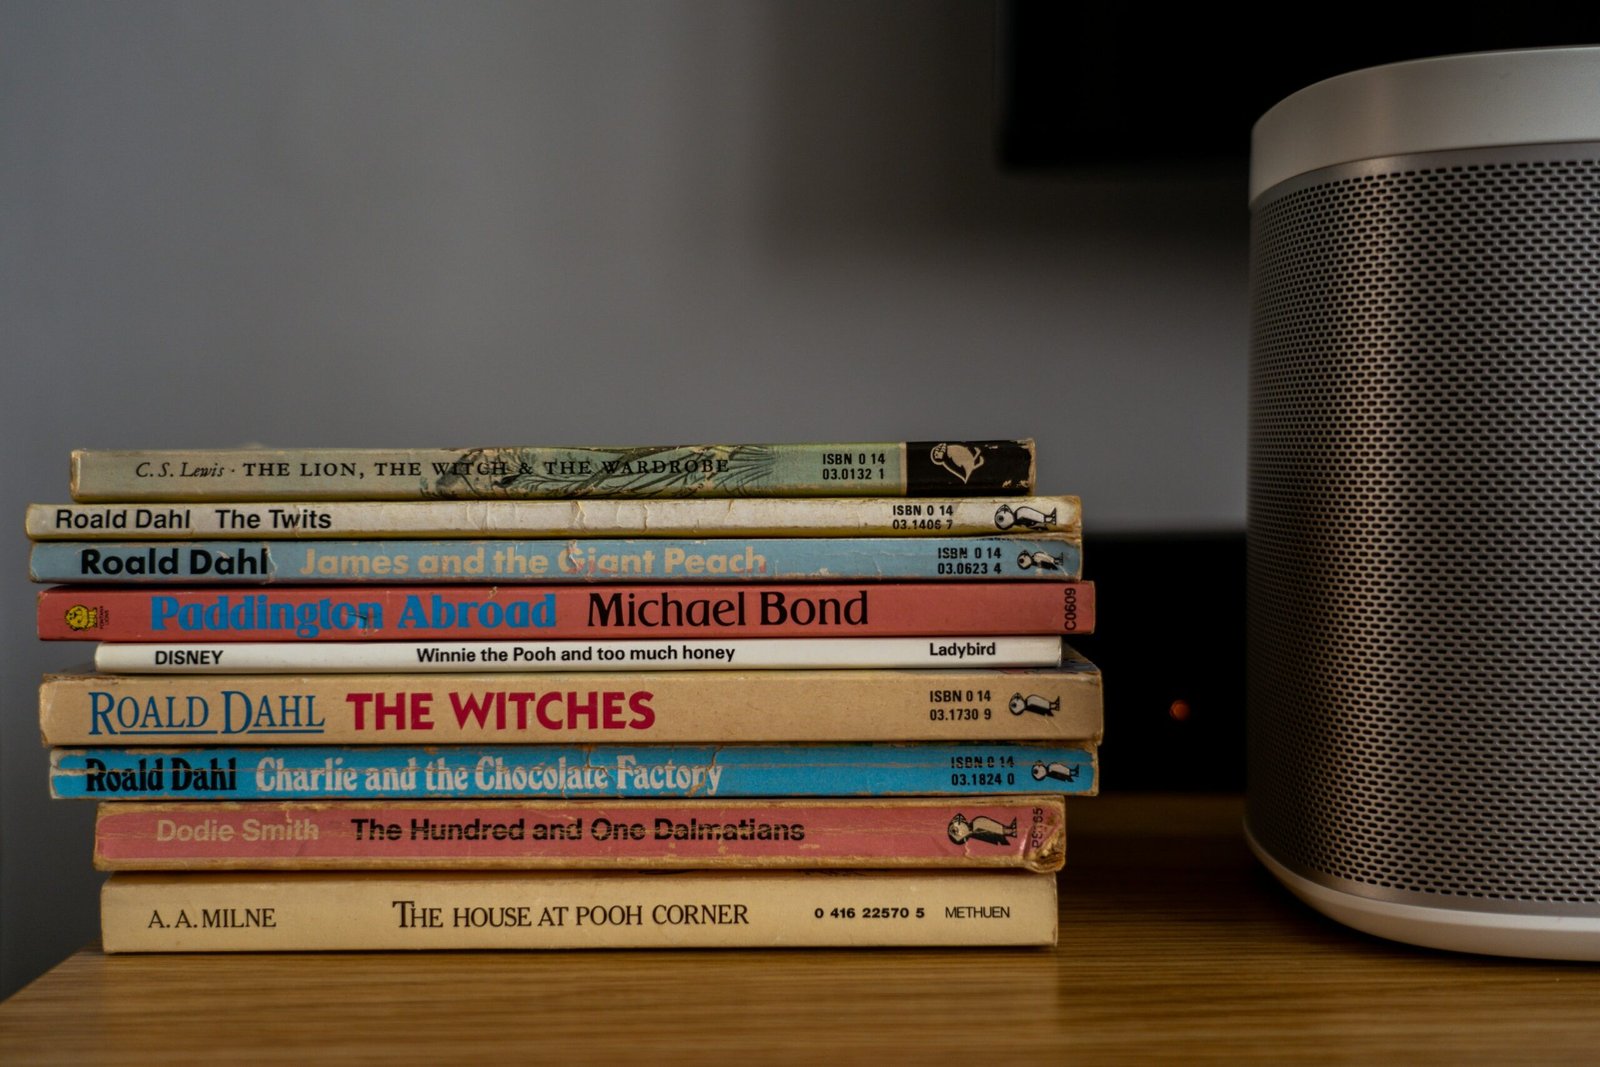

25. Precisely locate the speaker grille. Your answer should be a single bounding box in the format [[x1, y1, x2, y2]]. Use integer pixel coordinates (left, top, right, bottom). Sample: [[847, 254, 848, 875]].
[[1248, 146, 1600, 911]]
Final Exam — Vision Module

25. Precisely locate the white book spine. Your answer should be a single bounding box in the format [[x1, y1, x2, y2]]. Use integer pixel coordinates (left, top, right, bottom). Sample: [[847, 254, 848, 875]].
[[93, 636, 1064, 674]]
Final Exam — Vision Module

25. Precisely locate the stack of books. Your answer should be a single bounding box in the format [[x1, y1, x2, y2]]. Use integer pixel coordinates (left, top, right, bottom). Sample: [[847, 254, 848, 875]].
[[30, 442, 1102, 950]]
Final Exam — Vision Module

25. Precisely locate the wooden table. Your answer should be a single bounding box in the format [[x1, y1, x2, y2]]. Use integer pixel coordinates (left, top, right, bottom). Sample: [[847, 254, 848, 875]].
[[5, 794, 1600, 1064]]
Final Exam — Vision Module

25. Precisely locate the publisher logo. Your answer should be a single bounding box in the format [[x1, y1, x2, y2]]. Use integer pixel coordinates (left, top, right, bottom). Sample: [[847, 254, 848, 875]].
[[929, 443, 985, 484], [64, 604, 107, 631], [947, 812, 1017, 846]]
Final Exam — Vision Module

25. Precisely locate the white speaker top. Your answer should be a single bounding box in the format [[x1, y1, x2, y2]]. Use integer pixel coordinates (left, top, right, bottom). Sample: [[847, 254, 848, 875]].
[[1251, 46, 1600, 204]]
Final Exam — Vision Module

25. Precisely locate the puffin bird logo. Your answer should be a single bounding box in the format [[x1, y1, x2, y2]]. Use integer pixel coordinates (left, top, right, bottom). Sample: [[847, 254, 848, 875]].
[[947, 813, 1018, 846], [929, 443, 985, 484], [993, 504, 1057, 531], [1008, 693, 1060, 717]]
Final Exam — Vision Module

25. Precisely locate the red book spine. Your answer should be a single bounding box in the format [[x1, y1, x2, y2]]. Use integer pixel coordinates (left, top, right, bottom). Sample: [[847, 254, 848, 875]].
[[38, 582, 1095, 641]]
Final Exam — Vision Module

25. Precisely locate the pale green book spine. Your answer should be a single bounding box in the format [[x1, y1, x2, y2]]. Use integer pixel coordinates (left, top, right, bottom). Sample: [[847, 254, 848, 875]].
[[70, 441, 1036, 501]]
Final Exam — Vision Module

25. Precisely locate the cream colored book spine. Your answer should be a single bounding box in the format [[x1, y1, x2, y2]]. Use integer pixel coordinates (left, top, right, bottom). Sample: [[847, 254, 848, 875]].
[[101, 869, 1058, 951], [41, 661, 1103, 744], [27, 496, 1081, 540]]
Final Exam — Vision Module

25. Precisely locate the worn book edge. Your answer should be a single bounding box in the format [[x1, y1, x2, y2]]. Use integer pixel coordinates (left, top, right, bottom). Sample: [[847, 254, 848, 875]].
[[100, 869, 1059, 950]]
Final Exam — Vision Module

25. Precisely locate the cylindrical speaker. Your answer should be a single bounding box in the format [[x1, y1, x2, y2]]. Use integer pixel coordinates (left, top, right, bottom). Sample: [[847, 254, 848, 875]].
[[1246, 48, 1600, 959]]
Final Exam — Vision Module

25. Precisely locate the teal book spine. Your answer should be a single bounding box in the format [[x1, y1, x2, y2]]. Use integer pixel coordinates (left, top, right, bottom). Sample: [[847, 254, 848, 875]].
[[51, 743, 1098, 800], [29, 536, 1081, 584]]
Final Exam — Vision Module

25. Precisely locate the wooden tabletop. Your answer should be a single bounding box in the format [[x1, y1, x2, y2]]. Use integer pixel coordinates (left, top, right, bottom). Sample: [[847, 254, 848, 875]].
[[5, 794, 1600, 1064]]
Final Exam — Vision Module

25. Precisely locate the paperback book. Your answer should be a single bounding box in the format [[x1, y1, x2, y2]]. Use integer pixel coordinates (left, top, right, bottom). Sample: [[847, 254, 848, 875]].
[[51, 742, 1100, 800], [29, 535, 1081, 584], [91, 635, 1066, 673], [92, 796, 1068, 871], [69, 441, 1036, 501], [27, 496, 1082, 540], [100, 869, 1059, 951], [39, 660, 1103, 744], [39, 582, 1095, 641]]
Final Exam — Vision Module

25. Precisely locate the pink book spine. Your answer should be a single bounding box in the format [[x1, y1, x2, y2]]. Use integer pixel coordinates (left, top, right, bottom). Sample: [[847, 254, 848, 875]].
[[39, 582, 1095, 641], [94, 798, 1067, 872]]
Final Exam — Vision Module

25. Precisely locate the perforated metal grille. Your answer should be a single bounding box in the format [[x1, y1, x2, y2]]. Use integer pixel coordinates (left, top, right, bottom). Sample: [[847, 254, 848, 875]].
[[1247, 146, 1600, 911]]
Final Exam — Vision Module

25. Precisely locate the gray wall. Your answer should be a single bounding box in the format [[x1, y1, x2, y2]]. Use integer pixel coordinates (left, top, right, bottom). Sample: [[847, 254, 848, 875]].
[[0, 1, 1247, 996]]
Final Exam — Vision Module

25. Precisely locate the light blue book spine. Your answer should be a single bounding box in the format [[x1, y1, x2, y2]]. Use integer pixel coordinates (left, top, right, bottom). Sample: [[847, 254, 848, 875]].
[[29, 537, 1081, 584], [51, 743, 1098, 800]]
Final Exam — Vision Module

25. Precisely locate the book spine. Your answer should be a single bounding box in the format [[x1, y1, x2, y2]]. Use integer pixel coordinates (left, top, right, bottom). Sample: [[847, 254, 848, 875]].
[[100, 869, 1058, 951], [51, 743, 1099, 800], [91, 636, 1066, 673], [39, 582, 1095, 642], [26, 496, 1081, 540], [93, 796, 1067, 872], [29, 536, 1082, 584], [69, 442, 1036, 501], [39, 665, 1103, 744]]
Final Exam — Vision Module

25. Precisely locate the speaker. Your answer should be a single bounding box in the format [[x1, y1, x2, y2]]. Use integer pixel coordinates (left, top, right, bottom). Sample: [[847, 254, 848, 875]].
[[1245, 48, 1600, 959]]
